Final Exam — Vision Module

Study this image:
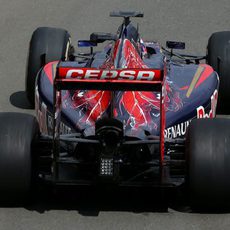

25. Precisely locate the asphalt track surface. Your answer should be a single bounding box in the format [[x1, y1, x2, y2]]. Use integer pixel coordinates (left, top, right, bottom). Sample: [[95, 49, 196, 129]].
[[0, 0, 230, 229]]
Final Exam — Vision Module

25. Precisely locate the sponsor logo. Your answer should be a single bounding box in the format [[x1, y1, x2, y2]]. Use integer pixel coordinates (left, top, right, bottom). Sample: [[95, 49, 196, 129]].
[[164, 120, 191, 139], [47, 114, 71, 135], [35, 87, 48, 134], [197, 89, 218, 118], [59, 68, 162, 81], [165, 90, 218, 139], [35, 87, 71, 135]]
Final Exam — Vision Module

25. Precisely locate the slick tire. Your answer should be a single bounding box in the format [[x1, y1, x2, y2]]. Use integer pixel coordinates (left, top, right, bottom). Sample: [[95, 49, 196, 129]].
[[207, 31, 230, 114], [0, 113, 39, 204], [186, 118, 230, 210], [25, 27, 74, 107]]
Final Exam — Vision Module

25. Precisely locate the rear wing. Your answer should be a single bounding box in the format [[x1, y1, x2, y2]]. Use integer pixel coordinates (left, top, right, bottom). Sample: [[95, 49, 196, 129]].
[[53, 62, 166, 164], [55, 64, 164, 91]]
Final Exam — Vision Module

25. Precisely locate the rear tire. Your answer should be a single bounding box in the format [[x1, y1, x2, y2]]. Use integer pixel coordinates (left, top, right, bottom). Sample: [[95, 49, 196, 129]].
[[0, 113, 39, 203], [207, 31, 230, 114], [25, 27, 74, 107], [186, 118, 230, 209]]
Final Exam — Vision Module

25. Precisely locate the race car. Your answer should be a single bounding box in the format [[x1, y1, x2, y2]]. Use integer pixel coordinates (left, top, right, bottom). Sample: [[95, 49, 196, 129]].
[[0, 11, 230, 208]]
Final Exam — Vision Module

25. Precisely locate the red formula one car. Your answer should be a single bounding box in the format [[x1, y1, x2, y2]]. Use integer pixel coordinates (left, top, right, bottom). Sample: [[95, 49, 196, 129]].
[[0, 11, 230, 208]]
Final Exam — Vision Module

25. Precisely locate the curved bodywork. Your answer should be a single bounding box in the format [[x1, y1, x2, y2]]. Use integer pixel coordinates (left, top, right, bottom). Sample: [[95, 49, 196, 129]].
[[36, 38, 218, 139]]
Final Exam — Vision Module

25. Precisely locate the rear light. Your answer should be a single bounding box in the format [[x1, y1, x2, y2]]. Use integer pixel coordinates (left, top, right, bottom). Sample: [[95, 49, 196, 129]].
[[100, 158, 113, 176]]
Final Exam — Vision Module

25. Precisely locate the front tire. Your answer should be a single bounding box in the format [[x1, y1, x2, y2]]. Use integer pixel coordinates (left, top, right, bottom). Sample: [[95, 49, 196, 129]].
[[186, 118, 230, 209], [207, 31, 230, 114], [25, 27, 73, 107], [0, 113, 39, 203]]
